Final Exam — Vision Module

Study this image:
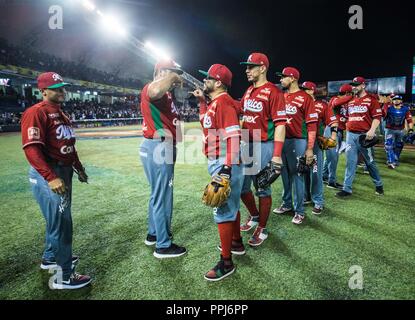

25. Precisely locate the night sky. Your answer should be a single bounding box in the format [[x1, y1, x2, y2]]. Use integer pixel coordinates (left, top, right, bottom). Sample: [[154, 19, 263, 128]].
[[1, 0, 414, 98]]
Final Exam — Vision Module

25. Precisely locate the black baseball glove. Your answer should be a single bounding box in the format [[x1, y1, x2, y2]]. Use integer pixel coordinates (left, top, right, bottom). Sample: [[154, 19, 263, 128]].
[[254, 161, 283, 190], [296, 155, 316, 176], [359, 134, 379, 148]]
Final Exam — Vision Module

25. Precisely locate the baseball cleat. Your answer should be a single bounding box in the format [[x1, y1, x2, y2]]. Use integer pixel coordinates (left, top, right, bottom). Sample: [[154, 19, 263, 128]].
[[273, 205, 293, 215], [292, 213, 305, 225], [248, 226, 268, 247], [240, 215, 259, 232], [153, 243, 187, 259], [51, 272, 91, 290], [41, 255, 79, 270], [144, 234, 156, 246], [327, 182, 343, 190], [336, 190, 352, 198], [375, 186, 384, 195], [387, 163, 396, 169], [217, 239, 246, 256], [204, 256, 235, 282], [312, 206, 323, 215]]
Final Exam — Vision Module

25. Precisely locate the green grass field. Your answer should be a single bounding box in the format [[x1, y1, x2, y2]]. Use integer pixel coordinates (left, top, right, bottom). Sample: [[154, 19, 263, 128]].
[[0, 123, 414, 300]]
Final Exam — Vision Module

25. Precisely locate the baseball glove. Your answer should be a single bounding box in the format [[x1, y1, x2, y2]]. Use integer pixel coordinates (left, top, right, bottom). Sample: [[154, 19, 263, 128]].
[[359, 134, 379, 148], [202, 174, 231, 208], [254, 161, 283, 190], [403, 130, 415, 144], [296, 155, 316, 176], [317, 136, 337, 150]]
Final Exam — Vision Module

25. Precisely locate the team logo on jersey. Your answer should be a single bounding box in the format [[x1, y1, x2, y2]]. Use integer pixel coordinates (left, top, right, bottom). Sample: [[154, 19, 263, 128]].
[[349, 115, 366, 122], [285, 105, 297, 115], [260, 88, 271, 94], [242, 115, 259, 124], [173, 118, 180, 126], [52, 73, 63, 82], [56, 125, 75, 140], [309, 113, 318, 119], [203, 115, 212, 128], [330, 116, 337, 121], [348, 106, 368, 114], [60, 145, 75, 155], [244, 99, 263, 112], [28, 127, 40, 140]]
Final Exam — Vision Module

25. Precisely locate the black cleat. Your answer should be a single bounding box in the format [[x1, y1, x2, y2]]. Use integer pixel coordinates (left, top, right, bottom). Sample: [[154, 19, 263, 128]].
[[336, 190, 352, 198], [375, 186, 384, 195], [153, 243, 187, 259]]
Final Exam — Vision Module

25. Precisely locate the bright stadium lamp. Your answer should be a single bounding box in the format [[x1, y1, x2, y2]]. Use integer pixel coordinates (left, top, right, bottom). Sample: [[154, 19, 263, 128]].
[[145, 41, 172, 61], [99, 12, 128, 38], [81, 0, 95, 11]]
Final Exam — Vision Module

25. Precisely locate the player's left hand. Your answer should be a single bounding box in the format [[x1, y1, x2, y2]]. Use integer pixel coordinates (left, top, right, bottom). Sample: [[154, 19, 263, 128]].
[[271, 156, 282, 165], [191, 87, 205, 100]]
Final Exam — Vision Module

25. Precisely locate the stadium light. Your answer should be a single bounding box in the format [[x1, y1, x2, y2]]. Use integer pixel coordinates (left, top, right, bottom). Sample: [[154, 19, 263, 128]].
[[81, 0, 96, 11], [145, 41, 172, 61], [99, 12, 127, 38]]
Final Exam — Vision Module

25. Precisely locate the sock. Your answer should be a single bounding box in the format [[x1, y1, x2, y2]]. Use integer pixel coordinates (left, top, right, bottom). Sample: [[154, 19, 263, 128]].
[[217, 222, 234, 259], [241, 192, 259, 217], [232, 211, 242, 241], [259, 196, 272, 228]]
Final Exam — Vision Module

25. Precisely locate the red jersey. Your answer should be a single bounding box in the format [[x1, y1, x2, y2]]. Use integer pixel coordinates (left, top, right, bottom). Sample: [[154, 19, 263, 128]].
[[314, 100, 337, 136], [140, 83, 182, 143], [284, 90, 318, 138], [21, 101, 79, 166], [241, 82, 287, 142], [200, 92, 241, 158], [346, 94, 382, 133], [328, 95, 352, 131]]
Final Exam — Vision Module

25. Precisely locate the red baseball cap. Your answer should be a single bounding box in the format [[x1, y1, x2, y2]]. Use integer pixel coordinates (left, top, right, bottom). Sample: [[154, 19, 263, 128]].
[[300, 81, 317, 91], [199, 64, 232, 87], [350, 76, 366, 86], [154, 59, 183, 75], [240, 53, 269, 69], [276, 67, 300, 80], [37, 72, 71, 90], [339, 84, 353, 93]]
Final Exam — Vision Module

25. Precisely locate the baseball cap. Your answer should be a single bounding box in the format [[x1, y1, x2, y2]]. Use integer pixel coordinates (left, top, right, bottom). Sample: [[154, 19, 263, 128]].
[[199, 64, 232, 87], [392, 95, 403, 100], [350, 76, 366, 86], [240, 53, 269, 69], [300, 81, 317, 91], [154, 59, 183, 75], [339, 84, 353, 94], [276, 67, 300, 80], [37, 72, 71, 90]]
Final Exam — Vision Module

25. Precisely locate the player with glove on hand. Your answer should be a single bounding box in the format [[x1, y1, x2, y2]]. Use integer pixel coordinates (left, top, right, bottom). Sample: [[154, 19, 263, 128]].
[[301, 81, 338, 215], [194, 64, 244, 282], [238, 53, 287, 247]]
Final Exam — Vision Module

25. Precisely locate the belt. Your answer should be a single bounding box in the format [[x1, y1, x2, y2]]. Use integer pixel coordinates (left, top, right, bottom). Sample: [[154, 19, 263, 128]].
[[46, 159, 72, 167], [348, 130, 364, 134]]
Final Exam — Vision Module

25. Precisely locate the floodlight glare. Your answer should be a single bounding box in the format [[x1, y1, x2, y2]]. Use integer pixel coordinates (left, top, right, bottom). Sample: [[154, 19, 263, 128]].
[[82, 0, 95, 11], [145, 41, 171, 60]]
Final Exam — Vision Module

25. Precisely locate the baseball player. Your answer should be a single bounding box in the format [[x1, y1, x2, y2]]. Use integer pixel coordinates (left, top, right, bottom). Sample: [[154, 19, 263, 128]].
[[140, 59, 187, 259], [21, 72, 91, 290], [301, 81, 338, 215], [383, 95, 413, 169], [323, 84, 354, 189], [193, 64, 244, 281], [336, 76, 384, 198], [273, 67, 318, 225], [238, 53, 287, 246]]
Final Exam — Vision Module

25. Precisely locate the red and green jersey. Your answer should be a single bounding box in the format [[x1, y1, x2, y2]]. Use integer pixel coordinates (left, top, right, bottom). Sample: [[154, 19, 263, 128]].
[[241, 82, 287, 142], [199, 92, 241, 158], [21, 101, 79, 165], [284, 90, 318, 138], [140, 83, 182, 143], [314, 100, 337, 136], [346, 94, 382, 133]]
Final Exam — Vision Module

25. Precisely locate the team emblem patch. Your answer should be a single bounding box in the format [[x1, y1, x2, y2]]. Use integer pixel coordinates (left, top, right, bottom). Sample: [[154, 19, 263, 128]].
[[28, 127, 40, 140]]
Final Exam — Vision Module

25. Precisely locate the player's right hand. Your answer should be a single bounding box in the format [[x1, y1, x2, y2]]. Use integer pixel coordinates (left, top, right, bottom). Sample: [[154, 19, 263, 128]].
[[305, 148, 314, 165], [48, 178, 66, 195], [191, 87, 205, 100]]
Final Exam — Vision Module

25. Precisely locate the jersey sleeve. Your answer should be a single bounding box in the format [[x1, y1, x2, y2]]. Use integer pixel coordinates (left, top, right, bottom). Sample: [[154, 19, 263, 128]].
[[305, 96, 318, 124], [370, 98, 382, 120], [270, 89, 287, 124], [217, 100, 241, 140], [21, 108, 47, 149], [324, 101, 337, 126]]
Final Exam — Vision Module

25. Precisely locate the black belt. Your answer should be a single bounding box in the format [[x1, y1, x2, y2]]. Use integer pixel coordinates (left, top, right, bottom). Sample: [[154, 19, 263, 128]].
[[348, 130, 364, 134]]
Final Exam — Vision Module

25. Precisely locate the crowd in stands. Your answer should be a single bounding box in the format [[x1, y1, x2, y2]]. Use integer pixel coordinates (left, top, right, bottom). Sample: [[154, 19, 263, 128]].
[[0, 38, 143, 89]]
